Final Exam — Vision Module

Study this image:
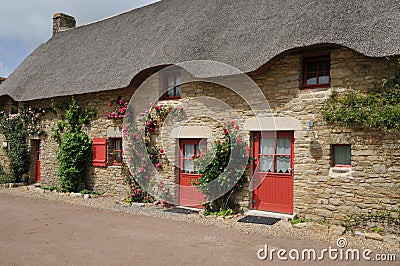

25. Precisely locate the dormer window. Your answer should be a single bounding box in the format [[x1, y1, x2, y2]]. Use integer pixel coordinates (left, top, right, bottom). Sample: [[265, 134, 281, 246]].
[[302, 54, 330, 89], [162, 72, 181, 100]]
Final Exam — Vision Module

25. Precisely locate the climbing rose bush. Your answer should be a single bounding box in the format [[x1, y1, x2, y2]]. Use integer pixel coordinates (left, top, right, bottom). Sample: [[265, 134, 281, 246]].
[[122, 102, 182, 204], [193, 121, 251, 212], [106, 97, 128, 119]]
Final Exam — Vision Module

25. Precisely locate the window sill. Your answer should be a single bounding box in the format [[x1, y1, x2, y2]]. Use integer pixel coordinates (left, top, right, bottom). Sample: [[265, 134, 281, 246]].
[[331, 167, 351, 173], [163, 96, 181, 100], [258, 172, 292, 176], [301, 85, 330, 91]]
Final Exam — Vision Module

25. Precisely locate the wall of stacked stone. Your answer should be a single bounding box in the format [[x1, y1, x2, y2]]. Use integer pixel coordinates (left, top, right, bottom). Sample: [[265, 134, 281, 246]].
[[3, 46, 399, 221]]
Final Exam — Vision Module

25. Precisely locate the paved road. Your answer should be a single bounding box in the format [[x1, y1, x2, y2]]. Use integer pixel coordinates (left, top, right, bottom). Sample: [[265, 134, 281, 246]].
[[0, 193, 393, 265]]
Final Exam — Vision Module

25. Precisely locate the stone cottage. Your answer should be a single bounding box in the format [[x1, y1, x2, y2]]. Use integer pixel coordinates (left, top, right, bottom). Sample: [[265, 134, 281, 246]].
[[0, 0, 399, 220]]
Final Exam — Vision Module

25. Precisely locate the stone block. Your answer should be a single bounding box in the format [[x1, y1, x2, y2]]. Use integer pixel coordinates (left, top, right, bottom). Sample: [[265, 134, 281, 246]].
[[373, 165, 387, 174], [293, 222, 310, 229], [325, 205, 337, 211], [382, 234, 400, 244], [315, 209, 333, 218], [364, 233, 383, 241], [308, 223, 329, 233], [329, 225, 346, 236], [275, 220, 293, 229], [329, 198, 342, 206], [354, 231, 365, 238], [132, 203, 145, 207]]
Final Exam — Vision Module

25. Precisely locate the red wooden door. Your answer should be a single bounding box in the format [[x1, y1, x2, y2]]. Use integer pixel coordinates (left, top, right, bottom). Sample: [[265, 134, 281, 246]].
[[35, 140, 41, 183], [252, 131, 294, 214], [179, 139, 206, 207]]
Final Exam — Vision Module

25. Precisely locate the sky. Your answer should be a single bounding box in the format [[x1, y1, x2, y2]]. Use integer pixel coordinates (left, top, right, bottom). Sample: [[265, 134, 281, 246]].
[[0, 0, 160, 78]]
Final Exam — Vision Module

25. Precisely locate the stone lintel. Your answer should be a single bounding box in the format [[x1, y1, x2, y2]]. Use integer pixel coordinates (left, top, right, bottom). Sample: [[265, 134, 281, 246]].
[[244, 117, 302, 131], [171, 126, 212, 138]]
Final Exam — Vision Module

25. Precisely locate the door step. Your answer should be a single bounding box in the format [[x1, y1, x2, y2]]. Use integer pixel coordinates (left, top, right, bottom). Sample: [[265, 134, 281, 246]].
[[245, 210, 294, 220], [175, 206, 202, 212]]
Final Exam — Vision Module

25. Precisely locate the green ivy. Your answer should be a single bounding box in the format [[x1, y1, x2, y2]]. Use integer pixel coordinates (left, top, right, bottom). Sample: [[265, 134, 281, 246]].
[[0, 105, 46, 182], [53, 98, 96, 192], [322, 66, 400, 132]]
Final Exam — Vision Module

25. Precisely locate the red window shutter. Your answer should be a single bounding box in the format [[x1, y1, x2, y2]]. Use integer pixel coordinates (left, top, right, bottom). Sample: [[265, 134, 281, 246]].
[[92, 138, 107, 167]]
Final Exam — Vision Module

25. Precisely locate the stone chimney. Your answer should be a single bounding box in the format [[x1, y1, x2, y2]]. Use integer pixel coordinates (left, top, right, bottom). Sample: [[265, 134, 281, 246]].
[[52, 13, 76, 35]]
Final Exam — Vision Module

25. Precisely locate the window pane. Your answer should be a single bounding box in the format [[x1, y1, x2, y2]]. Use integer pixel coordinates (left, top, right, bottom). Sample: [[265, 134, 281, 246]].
[[259, 155, 273, 172], [195, 144, 206, 155], [319, 59, 330, 71], [184, 144, 194, 159], [333, 145, 351, 165], [167, 88, 175, 97], [198, 143, 206, 153], [114, 151, 122, 163], [167, 76, 175, 89], [260, 138, 274, 154], [276, 138, 290, 154], [175, 85, 181, 96], [276, 156, 290, 173], [184, 160, 194, 173], [306, 73, 317, 85], [318, 72, 330, 84], [306, 61, 318, 72], [115, 139, 122, 150]]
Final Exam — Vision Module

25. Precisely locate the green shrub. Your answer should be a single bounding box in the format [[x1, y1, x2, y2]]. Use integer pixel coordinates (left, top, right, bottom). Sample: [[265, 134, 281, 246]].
[[290, 217, 310, 225], [53, 98, 95, 192], [79, 189, 101, 195], [372, 227, 384, 233], [0, 174, 16, 184], [204, 208, 234, 217]]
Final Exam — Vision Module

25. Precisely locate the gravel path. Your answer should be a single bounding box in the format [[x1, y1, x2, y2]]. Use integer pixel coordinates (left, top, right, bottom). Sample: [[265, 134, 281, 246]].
[[1, 186, 399, 255]]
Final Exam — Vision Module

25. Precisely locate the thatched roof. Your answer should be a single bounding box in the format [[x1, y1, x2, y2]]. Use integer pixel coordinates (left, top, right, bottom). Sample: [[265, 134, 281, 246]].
[[1, 0, 399, 101]]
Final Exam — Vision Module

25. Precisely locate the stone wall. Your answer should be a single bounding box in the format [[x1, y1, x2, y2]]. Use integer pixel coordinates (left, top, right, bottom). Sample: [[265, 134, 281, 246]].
[[2, 45, 399, 221]]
